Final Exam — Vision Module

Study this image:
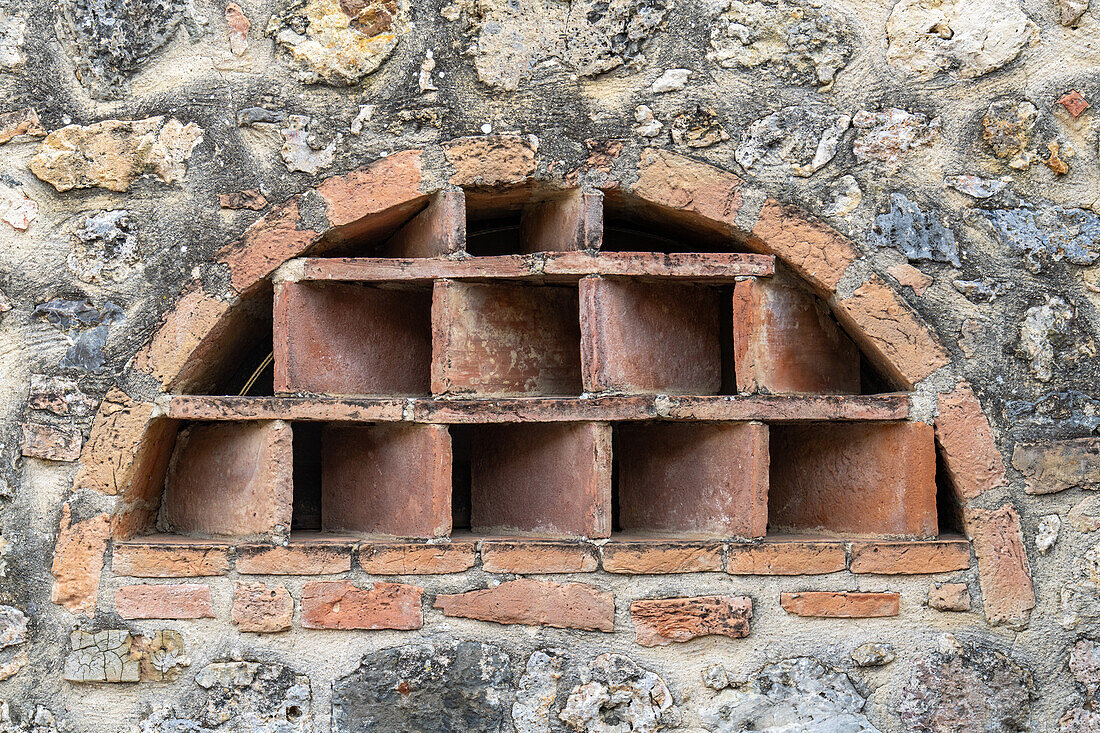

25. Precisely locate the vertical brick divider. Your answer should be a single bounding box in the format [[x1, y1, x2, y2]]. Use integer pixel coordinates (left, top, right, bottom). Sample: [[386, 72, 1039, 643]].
[[519, 189, 603, 252], [381, 188, 466, 257]]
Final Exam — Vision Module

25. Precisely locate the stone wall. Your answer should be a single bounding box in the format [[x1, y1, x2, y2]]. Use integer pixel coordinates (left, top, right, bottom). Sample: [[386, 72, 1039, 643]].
[[1, 0, 1100, 730]]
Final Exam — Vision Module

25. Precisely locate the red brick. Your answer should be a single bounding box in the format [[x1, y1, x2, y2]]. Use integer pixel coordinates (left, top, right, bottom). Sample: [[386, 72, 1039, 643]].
[[967, 504, 1035, 626], [322, 424, 451, 537], [769, 421, 937, 537], [444, 136, 536, 187], [1011, 436, 1098, 495], [832, 275, 950, 389], [616, 422, 768, 537], [274, 281, 432, 395], [50, 504, 111, 616], [631, 595, 752, 646], [1059, 90, 1090, 118], [301, 580, 423, 630], [935, 381, 1005, 500], [432, 280, 582, 396], [751, 198, 859, 294], [433, 578, 614, 631], [601, 541, 722, 574], [631, 147, 745, 230], [580, 277, 721, 394], [232, 582, 293, 632], [20, 422, 81, 461], [112, 543, 230, 577], [235, 544, 352, 574], [850, 540, 970, 575], [732, 278, 859, 394], [317, 150, 425, 230], [481, 541, 599, 574], [928, 582, 971, 611], [359, 542, 477, 574], [726, 540, 846, 575], [519, 189, 602, 252], [780, 591, 900, 618], [115, 584, 214, 619], [470, 422, 611, 537], [162, 421, 293, 537], [217, 199, 321, 294], [381, 188, 465, 257]]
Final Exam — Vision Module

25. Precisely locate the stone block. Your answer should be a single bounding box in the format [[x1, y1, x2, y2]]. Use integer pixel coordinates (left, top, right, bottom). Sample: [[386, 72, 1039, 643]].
[[968, 504, 1034, 626], [616, 421, 768, 537], [936, 381, 1005, 500], [631, 595, 752, 646], [433, 578, 614, 631], [301, 580, 423, 630]]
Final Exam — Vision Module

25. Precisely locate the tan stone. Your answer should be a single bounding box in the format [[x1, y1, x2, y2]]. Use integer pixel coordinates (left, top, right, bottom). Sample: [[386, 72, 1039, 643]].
[[726, 541, 846, 575], [50, 504, 111, 616], [434, 578, 614, 632], [236, 544, 352, 575], [232, 582, 293, 632], [968, 504, 1035, 627], [0, 107, 44, 144], [301, 580, 423, 630], [935, 381, 1006, 501], [481, 541, 599, 574], [780, 591, 900, 618], [444, 135, 537, 186], [30, 117, 203, 192], [752, 198, 860, 293], [601, 542, 723, 574], [849, 540, 971, 574], [929, 582, 971, 611], [114, 584, 214, 620], [359, 543, 476, 575], [1012, 437, 1100, 494], [219, 189, 267, 210], [20, 422, 81, 461], [631, 595, 752, 647], [134, 630, 189, 681], [833, 275, 950, 388], [112, 543, 230, 577]]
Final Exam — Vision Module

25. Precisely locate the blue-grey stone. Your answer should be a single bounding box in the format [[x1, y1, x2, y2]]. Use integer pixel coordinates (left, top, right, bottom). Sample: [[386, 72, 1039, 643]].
[[871, 193, 960, 266]]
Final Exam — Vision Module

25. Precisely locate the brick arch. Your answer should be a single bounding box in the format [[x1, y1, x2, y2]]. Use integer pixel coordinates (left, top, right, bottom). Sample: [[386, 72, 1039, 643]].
[[53, 139, 1034, 628]]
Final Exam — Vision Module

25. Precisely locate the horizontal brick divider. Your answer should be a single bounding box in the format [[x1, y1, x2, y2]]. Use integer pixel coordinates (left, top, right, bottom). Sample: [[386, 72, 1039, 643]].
[[480, 540, 599, 574], [112, 542, 231, 577], [433, 578, 614, 631], [849, 539, 970, 575], [631, 595, 752, 646], [601, 541, 723, 574], [166, 393, 912, 423], [301, 580, 423, 630], [780, 592, 900, 618], [359, 543, 477, 575], [115, 584, 215, 619], [727, 541, 846, 575], [295, 251, 774, 283], [236, 544, 353, 575]]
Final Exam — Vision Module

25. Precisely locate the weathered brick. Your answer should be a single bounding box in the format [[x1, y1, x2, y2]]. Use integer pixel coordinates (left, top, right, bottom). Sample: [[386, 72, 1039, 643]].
[[732, 277, 859, 394], [850, 540, 971, 574], [601, 541, 723, 574], [161, 421, 293, 537], [434, 578, 614, 632], [1011, 436, 1100, 495], [631, 595, 752, 647], [216, 198, 320, 293], [780, 591, 900, 618], [235, 544, 352, 575], [968, 504, 1035, 627], [481, 541, 599, 574], [359, 542, 477, 575], [832, 275, 950, 389], [769, 421, 937, 537], [50, 504, 111, 616], [631, 147, 745, 230], [752, 198, 859, 293], [232, 582, 293, 632], [112, 542, 230, 577], [935, 381, 1006, 500], [726, 540, 846, 575], [317, 150, 425, 229], [20, 422, 82, 461], [301, 580, 423, 630], [444, 135, 536, 187], [929, 582, 971, 612], [115, 584, 214, 619]]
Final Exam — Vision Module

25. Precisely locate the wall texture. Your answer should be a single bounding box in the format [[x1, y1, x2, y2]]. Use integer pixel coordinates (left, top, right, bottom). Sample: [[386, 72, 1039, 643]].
[[1, 0, 1100, 730]]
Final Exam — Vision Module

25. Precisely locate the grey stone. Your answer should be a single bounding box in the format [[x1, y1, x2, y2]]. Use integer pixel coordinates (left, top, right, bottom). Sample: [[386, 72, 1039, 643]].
[[701, 657, 879, 732], [708, 0, 852, 87], [953, 278, 1009, 302], [68, 210, 139, 284], [27, 374, 96, 416], [851, 643, 895, 667], [0, 703, 57, 733], [852, 108, 939, 165], [0, 12, 25, 69], [1059, 0, 1089, 26], [702, 664, 730, 691], [651, 68, 690, 93], [736, 104, 851, 177], [332, 639, 512, 733], [983, 206, 1100, 273], [63, 630, 140, 683], [945, 174, 1006, 199], [1017, 296, 1074, 382], [280, 116, 338, 175], [558, 653, 677, 733], [823, 175, 863, 217], [1069, 639, 1100, 696], [33, 298, 122, 372], [237, 108, 288, 127], [1036, 515, 1062, 554], [1004, 390, 1100, 436], [898, 640, 1032, 732], [871, 193, 960, 266], [670, 105, 729, 149], [0, 606, 27, 680]]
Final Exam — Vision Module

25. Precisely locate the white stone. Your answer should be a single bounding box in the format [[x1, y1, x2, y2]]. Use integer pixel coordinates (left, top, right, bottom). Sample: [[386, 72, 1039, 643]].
[[1036, 514, 1061, 554], [651, 68, 691, 93]]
